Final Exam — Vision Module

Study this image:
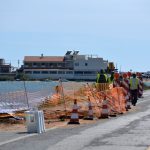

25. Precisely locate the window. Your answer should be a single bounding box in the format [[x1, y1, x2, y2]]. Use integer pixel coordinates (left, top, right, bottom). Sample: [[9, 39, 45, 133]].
[[37, 63, 41, 66], [84, 71, 96, 75], [49, 63, 57, 68], [75, 71, 83, 74], [58, 71, 65, 74], [41, 63, 45, 66], [41, 71, 48, 74], [49, 71, 57, 74], [25, 71, 32, 74], [66, 71, 73, 74], [33, 63, 37, 66], [33, 71, 40, 74], [24, 63, 32, 67], [85, 63, 88, 66]]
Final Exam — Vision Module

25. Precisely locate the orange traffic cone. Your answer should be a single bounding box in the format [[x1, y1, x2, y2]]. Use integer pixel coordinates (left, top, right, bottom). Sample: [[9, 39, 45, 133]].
[[68, 99, 80, 124], [84, 97, 94, 120], [99, 96, 109, 119]]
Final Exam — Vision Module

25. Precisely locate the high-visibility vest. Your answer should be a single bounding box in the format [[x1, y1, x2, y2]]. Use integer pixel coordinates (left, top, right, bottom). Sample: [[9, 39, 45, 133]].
[[108, 77, 114, 83], [96, 73, 100, 83], [129, 78, 139, 90], [96, 73, 107, 83], [104, 74, 108, 82]]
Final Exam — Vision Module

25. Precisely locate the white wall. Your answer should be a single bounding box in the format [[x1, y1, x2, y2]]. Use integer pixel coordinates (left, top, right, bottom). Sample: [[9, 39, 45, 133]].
[[74, 57, 108, 71]]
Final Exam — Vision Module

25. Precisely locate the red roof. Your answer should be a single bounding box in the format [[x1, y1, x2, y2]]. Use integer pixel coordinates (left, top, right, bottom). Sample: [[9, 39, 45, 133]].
[[24, 56, 64, 62]]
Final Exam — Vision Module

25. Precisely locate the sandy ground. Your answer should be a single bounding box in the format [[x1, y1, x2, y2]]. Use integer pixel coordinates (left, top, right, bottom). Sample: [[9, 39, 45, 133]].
[[0, 118, 99, 132]]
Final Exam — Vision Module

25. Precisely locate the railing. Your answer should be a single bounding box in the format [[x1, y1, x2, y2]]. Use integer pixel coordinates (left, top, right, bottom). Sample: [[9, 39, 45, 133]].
[[95, 83, 110, 91]]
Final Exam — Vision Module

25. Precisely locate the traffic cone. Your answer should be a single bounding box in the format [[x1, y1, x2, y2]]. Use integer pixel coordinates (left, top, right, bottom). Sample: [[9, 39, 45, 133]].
[[68, 99, 80, 124], [126, 94, 131, 109], [84, 97, 94, 120], [99, 96, 109, 119]]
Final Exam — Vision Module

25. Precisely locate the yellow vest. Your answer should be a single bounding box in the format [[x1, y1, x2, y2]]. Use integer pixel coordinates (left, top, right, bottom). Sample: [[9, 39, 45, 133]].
[[130, 78, 139, 90], [96, 73, 107, 83]]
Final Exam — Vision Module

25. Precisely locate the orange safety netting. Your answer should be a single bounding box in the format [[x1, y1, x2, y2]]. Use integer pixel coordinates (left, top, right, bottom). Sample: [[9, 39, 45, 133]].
[[37, 82, 127, 120], [0, 82, 127, 120]]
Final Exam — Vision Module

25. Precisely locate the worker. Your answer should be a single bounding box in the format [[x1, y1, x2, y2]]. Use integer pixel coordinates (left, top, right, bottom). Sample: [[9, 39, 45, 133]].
[[108, 72, 114, 84], [96, 69, 108, 84], [96, 71, 100, 84], [96, 69, 108, 91], [129, 73, 139, 106]]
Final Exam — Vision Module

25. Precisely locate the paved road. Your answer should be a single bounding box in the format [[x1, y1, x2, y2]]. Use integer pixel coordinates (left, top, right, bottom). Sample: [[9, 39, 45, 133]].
[[1, 91, 150, 150]]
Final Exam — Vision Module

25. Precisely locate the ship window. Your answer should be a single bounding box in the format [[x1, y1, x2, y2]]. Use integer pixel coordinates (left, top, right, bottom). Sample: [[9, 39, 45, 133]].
[[33, 71, 40, 74], [85, 63, 88, 66], [75, 71, 83, 74], [25, 71, 32, 74], [25, 63, 32, 66], [42, 71, 48, 74], [49, 71, 57, 74], [58, 71, 65, 74], [66, 71, 73, 74], [84, 71, 96, 74]]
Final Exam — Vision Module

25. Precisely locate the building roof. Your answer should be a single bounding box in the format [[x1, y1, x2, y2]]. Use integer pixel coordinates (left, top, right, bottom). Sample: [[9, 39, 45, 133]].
[[24, 56, 64, 62]]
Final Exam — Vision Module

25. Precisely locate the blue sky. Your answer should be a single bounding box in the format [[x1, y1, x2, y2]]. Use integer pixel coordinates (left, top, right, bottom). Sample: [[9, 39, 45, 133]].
[[0, 0, 150, 71]]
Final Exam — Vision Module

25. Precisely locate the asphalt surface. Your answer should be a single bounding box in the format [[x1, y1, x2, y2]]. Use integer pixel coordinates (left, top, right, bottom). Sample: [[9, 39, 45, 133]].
[[1, 90, 150, 150]]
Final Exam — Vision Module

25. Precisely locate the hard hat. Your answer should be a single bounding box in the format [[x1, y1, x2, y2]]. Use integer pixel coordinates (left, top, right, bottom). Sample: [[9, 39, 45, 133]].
[[127, 72, 131, 77], [114, 73, 119, 79], [123, 73, 127, 78]]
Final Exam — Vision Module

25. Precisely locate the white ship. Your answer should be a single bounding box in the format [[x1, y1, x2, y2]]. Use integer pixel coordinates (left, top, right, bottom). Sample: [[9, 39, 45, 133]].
[[23, 51, 109, 80]]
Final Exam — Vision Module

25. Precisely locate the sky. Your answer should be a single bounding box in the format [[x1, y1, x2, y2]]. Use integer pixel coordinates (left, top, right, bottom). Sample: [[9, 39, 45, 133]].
[[0, 0, 150, 72]]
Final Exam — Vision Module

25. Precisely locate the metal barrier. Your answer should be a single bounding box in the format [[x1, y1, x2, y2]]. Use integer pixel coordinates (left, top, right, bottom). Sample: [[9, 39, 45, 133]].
[[96, 83, 110, 91]]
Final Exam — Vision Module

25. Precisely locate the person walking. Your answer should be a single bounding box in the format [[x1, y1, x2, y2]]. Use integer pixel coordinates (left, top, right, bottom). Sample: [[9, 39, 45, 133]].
[[129, 73, 139, 106]]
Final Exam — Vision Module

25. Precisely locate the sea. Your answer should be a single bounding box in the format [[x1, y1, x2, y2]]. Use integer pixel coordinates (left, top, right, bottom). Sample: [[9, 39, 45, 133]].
[[144, 81, 150, 87], [0, 81, 58, 113], [0, 81, 58, 94]]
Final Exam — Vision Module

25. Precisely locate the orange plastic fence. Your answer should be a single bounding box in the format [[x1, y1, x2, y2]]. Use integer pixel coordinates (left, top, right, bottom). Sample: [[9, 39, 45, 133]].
[[0, 82, 127, 120], [38, 82, 128, 120]]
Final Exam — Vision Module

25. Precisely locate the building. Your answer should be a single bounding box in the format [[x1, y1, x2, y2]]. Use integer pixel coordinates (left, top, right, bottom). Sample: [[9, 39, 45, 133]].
[[0, 59, 11, 73], [23, 51, 109, 80]]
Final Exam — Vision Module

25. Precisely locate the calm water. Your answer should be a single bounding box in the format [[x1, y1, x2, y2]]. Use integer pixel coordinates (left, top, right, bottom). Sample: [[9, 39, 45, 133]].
[[144, 82, 150, 87], [0, 81, 58, 112], [0, 81, 58, 94]]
